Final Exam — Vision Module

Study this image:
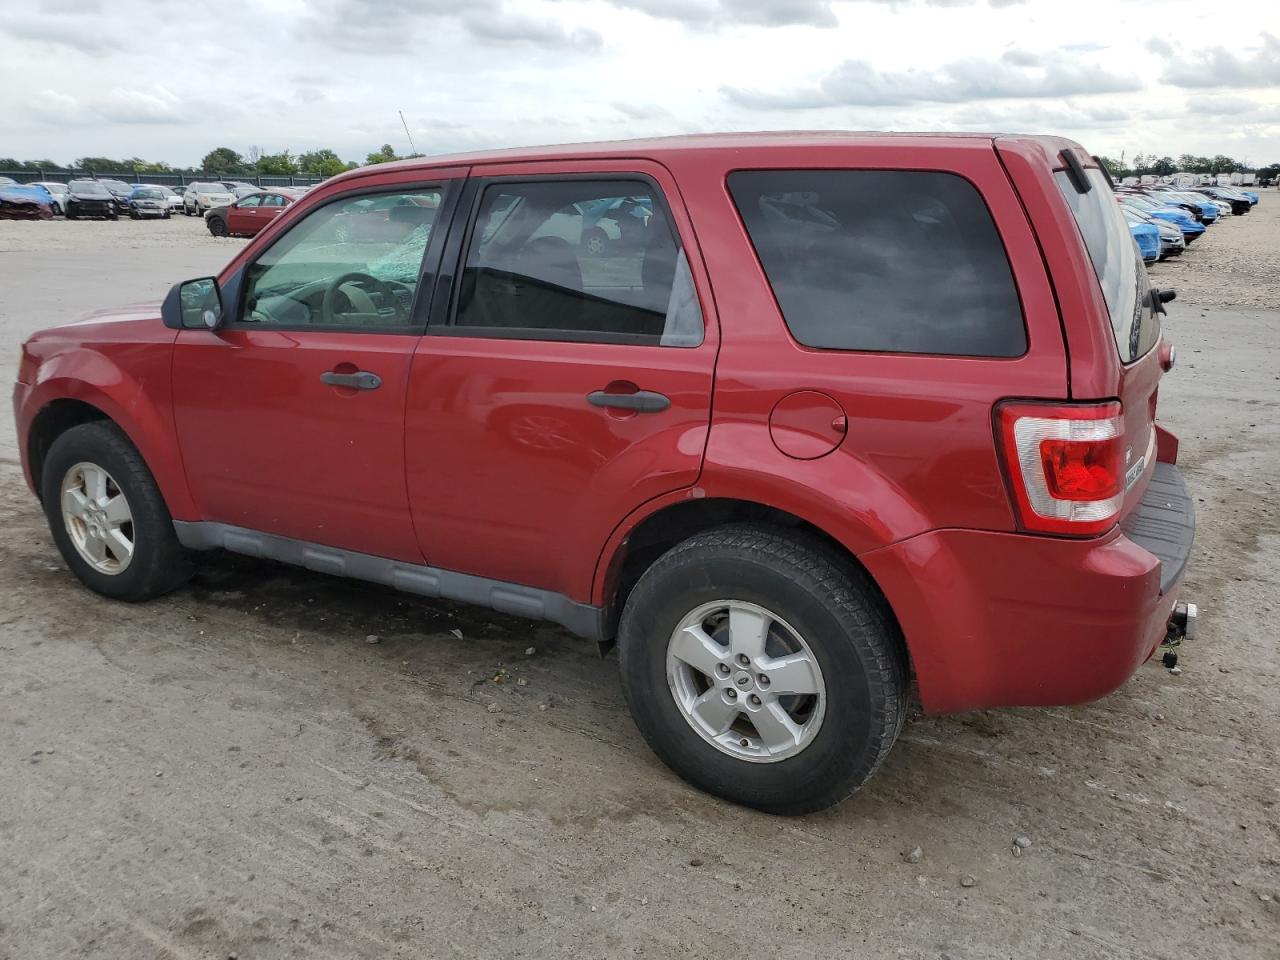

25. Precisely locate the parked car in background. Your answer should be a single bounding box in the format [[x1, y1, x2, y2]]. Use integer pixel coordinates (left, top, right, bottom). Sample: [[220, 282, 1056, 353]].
[[12, 134, 1197, 815], [31, 181, 69, 215], [1123, 210, 1161, 263], [128, 187, 172, 220], [1194, 187, 1250, 215], [1118, 194, 1205, 242], [97, 179, 135, 216], [223, 182, 261, 200], [1152, 189, 1218, 225], [0, 175, 16, 186], [204, 190, 295, 237], [183, 182, 235, 216], [139, 184, 185, 213], [328, 192, 436, 243], [1122, 206, 1182, 260], [0, 184, 55, 220], [64, 179, 118, 220]]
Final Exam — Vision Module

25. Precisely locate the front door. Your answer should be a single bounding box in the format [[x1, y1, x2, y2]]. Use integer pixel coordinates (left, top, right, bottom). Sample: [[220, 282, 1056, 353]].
[[405, 162, 719, 601], [172, 179, 454, 562], [225, 194, 260, 235]]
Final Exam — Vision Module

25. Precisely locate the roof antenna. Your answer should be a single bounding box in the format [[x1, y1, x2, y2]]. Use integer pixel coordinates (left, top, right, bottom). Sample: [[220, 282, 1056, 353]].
[[399, 110, 418, 157]]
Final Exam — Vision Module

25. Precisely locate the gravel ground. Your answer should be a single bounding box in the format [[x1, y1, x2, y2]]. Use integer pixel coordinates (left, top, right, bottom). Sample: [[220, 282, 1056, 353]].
[[1, 204, 1278, 959]]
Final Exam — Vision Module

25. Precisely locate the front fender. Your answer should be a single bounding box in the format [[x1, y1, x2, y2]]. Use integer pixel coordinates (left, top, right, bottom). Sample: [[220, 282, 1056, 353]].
[[19, 347, 196, 519]]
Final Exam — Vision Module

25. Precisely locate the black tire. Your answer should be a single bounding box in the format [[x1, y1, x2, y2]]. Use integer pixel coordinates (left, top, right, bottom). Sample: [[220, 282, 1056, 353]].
[[66, 211, 78, 221], [52, 202, 62, 216], [129, 211, 139, 220], [40, 421, 192, 602], [207, 216, 228, 238], [163, 209, 171, 219], [108, 212, 118, 221], [618, 525, 908, 815]]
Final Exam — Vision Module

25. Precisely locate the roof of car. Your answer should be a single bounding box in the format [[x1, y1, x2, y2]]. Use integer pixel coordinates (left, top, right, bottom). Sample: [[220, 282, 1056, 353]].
[[336, 131, 1082, 180]]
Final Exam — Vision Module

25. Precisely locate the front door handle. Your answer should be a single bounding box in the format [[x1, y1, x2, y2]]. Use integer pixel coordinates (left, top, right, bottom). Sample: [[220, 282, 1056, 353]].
[[586, 389, 670, 413], [321, 370, 382, 390]]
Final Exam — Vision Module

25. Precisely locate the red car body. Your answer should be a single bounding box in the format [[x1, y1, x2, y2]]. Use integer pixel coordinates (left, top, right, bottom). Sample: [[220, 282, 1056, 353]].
[[13, 133, 1193, 717], [205, 191, 295, 238]]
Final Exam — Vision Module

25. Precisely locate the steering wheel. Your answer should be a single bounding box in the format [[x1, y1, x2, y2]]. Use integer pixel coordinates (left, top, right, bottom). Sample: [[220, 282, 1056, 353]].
[[320, 272, 408, 325]]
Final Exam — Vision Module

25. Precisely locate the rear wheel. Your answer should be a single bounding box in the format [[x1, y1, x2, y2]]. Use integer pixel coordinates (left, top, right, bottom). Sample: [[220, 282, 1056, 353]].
[[581, 226, 609, 257], [618, 525, 907, 815], [40, 422, 192, 602]]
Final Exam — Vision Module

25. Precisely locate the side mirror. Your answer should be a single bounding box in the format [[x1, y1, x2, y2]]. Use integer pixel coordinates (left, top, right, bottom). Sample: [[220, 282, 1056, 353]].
[[162, 277, 224, 330], [1149, 287, 1176, 316]]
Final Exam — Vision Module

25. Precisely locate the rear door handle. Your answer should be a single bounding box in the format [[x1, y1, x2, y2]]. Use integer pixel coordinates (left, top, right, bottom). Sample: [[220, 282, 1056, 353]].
[[586, 389, 670, 413], [321, 370, 382, 390]]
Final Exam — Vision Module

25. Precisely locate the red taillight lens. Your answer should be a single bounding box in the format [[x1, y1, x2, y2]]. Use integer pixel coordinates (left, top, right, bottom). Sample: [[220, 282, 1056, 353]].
[[997, 401, 1125, 536], [1039, 435, 1124, 501]]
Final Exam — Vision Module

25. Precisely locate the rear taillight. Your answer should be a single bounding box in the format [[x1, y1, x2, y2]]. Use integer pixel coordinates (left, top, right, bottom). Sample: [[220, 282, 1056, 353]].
[[996, 401, 1125, 536]]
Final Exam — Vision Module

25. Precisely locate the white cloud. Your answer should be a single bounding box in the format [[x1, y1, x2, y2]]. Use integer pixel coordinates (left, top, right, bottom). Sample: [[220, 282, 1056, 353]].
[[0, 0, 1276, 168]]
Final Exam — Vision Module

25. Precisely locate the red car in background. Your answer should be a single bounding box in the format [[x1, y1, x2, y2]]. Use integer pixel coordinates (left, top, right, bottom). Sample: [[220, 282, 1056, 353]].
[[204, 191, 295, 238]]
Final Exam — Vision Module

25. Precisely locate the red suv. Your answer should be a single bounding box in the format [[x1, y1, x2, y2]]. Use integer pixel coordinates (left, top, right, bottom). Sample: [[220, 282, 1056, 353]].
[[12, 134, 1196, 814]]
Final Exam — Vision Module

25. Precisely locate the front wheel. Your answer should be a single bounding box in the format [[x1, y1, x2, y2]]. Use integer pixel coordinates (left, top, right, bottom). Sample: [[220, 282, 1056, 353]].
[[618, 525, 907, 815], [206, 216, 228, 237], [41, 421, 192, 602]]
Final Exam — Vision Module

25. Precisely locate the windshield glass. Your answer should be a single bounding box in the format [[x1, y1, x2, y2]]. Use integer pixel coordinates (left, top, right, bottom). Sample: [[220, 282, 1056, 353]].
[[191, 182, 225, 192], [68, 180, 109, 195], [133, 189, 163, 199], [1056, 170, 1157, 364], [100, 180, 131, 193]]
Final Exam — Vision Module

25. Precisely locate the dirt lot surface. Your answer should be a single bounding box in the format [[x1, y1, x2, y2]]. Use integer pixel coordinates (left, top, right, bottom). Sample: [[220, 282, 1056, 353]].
[[2, 203, 1278, 959]]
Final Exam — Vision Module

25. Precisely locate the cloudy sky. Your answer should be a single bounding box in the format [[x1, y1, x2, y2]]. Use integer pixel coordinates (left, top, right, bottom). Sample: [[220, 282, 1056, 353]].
[[2, 0, 1278, 167]]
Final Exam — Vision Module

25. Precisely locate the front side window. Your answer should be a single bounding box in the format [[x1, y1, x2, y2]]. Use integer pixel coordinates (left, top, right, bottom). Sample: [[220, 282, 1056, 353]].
[[728, 170, 1026, 357], [452, 179, 703, 346], [237, 194, 262, 208], [240, 188, 442, 329]]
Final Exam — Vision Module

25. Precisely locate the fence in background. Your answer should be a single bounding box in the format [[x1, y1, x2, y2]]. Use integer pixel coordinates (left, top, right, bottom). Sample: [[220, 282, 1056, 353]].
[[0, 170, 328, 188]]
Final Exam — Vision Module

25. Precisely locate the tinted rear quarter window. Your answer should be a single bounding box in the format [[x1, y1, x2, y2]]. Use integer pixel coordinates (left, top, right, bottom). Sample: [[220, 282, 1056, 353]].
[[1053, 169, 1157, 363], [728, 170, 1026, 357]]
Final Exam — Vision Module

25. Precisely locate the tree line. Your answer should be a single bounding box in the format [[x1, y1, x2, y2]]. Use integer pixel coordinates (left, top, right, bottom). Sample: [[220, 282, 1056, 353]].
[[1096, 153, 1280, 181], [0, 144, 417, 178]]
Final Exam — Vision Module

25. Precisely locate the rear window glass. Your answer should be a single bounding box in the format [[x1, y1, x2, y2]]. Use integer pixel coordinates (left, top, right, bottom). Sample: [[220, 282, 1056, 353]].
[[727, 170, 1026, 357], [1054, 169, 1157, 363]]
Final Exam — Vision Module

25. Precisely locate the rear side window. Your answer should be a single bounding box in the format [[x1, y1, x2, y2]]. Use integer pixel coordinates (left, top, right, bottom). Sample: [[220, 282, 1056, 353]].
[[1054, 169, 1157, 363], [727, 170, 1026, 357], [453, 179, 703, 346]]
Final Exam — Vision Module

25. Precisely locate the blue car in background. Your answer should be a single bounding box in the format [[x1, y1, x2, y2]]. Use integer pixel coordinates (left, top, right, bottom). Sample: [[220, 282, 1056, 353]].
[[1119, 194, 1206, 242], [1164, 191, 1220, 223], [1126, 216, 1161, 264]]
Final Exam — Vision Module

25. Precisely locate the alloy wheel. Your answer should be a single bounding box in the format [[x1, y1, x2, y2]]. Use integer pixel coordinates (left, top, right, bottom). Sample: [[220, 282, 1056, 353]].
[[60, 462, 135, 575], [666, 600, 826, 762]]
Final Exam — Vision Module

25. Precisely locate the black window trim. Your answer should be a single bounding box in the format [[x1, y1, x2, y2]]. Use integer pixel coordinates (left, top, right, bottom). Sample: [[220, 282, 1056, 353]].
[[725, 165, 1032, 362], [425, 171, 694, 348], [227, 179, 462, 337]]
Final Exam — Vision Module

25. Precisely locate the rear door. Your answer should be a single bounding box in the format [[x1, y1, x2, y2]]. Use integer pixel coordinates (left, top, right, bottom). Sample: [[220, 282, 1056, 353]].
[[404, 160, 718, 601]]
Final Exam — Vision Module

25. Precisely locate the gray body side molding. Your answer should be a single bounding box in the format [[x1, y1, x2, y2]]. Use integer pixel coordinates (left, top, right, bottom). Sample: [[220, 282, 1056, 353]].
[[173, 521, 607, 642]]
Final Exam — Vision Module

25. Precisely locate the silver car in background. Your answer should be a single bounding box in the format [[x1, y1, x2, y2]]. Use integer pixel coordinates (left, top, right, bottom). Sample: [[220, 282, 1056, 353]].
[[183, 181, 235, 217]]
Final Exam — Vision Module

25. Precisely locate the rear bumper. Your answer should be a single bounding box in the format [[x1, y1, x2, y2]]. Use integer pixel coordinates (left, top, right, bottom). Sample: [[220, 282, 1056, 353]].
[[862, 463, 1195, 715]]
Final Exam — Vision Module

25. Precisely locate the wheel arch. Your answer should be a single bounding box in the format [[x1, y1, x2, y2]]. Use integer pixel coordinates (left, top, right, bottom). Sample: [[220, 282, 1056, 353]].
[[594, 494, 904, 651], [21, 372, 197, 520]]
